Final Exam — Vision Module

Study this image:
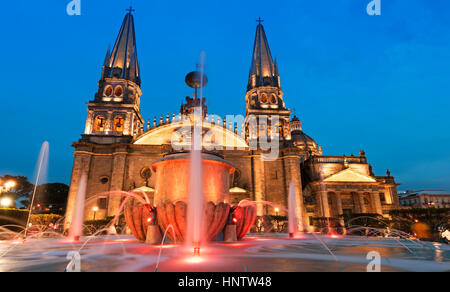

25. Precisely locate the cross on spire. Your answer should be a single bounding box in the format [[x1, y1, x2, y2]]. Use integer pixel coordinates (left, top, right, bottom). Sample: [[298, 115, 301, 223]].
[[256, 17, 264, 25], [126, 6, 135, 14]]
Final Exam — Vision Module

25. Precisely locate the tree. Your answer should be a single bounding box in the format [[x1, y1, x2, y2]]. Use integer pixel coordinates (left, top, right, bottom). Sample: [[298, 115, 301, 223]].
[[0, 175, 34, 207], [24, 183, 69, 215], [36, 183, 69, 205], [1, 175, 69, 214]]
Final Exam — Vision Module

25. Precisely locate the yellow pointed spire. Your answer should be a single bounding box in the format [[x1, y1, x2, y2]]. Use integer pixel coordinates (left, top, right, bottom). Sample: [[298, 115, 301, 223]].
[[248, 20, 280, 91], [104, 9, 140, 85]]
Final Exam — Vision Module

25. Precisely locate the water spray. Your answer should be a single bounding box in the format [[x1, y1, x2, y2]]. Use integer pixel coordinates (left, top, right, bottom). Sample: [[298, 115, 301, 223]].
[[24, 142, 49, 239]]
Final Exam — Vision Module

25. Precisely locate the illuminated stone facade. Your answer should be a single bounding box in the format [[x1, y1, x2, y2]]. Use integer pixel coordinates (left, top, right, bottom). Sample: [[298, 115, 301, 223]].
[[65, 12, 400, 231]]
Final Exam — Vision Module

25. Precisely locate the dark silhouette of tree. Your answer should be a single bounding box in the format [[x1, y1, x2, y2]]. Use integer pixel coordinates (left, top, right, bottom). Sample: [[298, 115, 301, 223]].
[[0, 175, 34, 208], [1, 176, 69, 214], [37, 183, 69, 205], [22, 183, 69, 214]]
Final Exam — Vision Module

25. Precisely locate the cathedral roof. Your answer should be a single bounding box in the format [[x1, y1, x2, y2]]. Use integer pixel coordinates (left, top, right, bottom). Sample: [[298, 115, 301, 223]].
[[102, 10, 141, 85], [247, 21, 280, 91], [291, 130, 317, 146]]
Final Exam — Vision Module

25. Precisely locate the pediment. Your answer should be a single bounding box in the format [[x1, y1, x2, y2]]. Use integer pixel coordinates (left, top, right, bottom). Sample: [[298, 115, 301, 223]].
[[324, 168, 376, 183]]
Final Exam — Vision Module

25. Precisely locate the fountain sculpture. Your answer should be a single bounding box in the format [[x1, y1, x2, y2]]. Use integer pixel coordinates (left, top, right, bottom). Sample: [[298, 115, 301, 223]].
[[124, 67, 257, 244]]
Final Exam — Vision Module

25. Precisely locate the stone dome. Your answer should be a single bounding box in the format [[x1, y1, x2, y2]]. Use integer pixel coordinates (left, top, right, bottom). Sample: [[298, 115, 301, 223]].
[[290, 116, 321, 153], [291, 130, 318, 149], [291, 130, 316, 145]]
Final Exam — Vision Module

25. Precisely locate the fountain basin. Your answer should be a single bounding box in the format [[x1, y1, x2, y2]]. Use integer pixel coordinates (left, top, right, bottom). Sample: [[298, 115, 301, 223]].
[[124, 204, 154, 242], [151, 153, 235, 206], [151, 153, 234, 242], [232, 205, 257, 240], [157, 201, 230, 242], [124, 153, 257, 243]]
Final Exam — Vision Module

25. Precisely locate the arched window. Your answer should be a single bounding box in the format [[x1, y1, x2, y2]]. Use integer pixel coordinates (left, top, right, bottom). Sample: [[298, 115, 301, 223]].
[[104, 86, 113, 97], [270, 94, 277, 104], [260, 93, 268, 104], [113, 116, 125, 132], [115, 86, 123, 97], [93, 116, 106, 132]]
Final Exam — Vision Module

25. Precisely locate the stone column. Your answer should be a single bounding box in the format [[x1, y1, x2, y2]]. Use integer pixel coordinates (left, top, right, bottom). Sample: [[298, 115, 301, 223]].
[[359, 193, 367, 213], [64, 152, 92, 230], [389, 186, 400, 206], [283, 154, 306, 232], [336, 192, 343, 216], [336, 192, 345, 232], [108, 151, 127, 217], [124, 112, 133, 136], [371, 192, 383, 215], [252, 154, 265, 216], [320, 190, 331, 218], [384, 188, 393, 205], [84, 110, 94, 135], [105, 111, 113, 134]]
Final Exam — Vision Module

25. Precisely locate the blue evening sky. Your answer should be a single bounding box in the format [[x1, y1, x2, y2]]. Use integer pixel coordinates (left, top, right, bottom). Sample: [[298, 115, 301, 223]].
[[0, 0, 449, 191]]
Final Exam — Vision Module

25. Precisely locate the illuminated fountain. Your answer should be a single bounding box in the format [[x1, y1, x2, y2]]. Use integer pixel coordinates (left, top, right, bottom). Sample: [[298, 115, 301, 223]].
[[0, 85, 447, 274], [24, 141, 50, 239], [288, 182, 300, 238], [124, 59, 257, 250], [67, 174, 87, 242], [151, 152, 235, 243]]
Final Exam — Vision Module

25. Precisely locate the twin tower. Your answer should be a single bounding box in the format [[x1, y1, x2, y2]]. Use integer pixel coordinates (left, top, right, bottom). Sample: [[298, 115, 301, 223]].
[[82, 10, 300, 147]]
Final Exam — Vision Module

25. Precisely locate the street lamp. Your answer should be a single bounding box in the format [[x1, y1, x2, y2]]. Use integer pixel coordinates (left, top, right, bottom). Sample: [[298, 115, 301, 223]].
[[275, 208, 280, 216], [92, 206, 99, 220], [0, 180, 16, 208], [4, 181, 16, 189], [0, 180, 16, 194], [0, 197, 13, 208]]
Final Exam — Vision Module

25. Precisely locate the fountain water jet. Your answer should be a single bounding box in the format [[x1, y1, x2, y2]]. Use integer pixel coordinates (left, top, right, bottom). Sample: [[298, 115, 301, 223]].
[[67, 174, 87, 242], [288, 182, 299, 238], [24, 142, 49, 239], [186, 51, 206, 255], [123, 55, 254, 246], [155, 224, 177, 272]]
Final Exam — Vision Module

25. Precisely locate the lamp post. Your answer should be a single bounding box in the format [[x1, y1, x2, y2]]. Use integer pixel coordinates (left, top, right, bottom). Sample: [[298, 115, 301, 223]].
[[0, 180, 16, 193], [0, 180, 16, 208], [0, 197, 13, 208], [92, 206, 99, 221]]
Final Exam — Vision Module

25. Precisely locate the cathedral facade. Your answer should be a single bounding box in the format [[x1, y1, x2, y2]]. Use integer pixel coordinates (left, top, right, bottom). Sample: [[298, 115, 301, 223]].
[[65, 11, 400, 231]]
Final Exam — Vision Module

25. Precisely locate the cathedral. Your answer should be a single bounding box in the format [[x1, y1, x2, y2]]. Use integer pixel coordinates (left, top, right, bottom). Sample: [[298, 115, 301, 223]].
[[65, 11, 400, 231]]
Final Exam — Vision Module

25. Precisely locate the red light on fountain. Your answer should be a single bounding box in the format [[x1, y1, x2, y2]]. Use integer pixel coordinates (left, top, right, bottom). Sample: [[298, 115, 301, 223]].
[[328, 232, 340, 239], [184, 255, 205, 264], [193, 243, 201, 257]]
